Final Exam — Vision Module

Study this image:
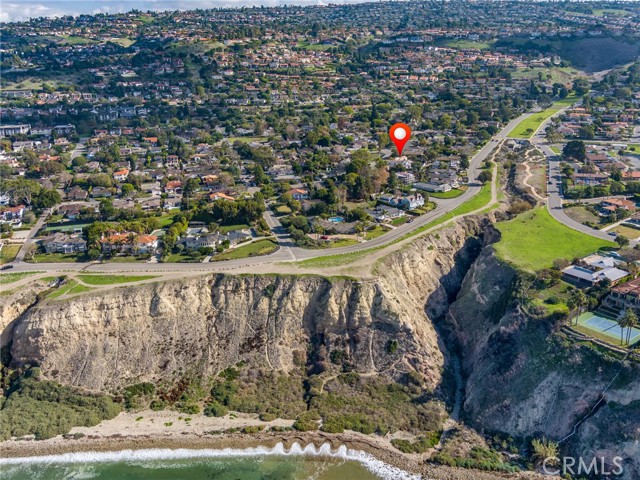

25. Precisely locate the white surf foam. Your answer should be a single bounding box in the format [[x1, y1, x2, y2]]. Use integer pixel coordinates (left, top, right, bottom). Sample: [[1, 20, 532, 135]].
[[0, 442, 423, 480]]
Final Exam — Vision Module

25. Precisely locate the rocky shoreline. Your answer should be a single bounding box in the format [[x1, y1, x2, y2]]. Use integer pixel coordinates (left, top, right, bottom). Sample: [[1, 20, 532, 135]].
[[0, 430, 552, 480]]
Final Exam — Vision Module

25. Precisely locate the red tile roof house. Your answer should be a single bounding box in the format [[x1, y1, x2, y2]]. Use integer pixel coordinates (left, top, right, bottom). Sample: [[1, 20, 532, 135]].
[[0, 205, 25, 225], [100, 233, 159, 255], [599, 198, 636, 214], [286, 188, 309, 200], [164, 180, 183, 195], [113, 168, 130, 182]]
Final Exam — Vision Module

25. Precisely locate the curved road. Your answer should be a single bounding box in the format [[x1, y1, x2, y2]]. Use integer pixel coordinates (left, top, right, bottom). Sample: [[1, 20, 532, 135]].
[[6, 113, 532, 274], [529, 106, 614, 242]]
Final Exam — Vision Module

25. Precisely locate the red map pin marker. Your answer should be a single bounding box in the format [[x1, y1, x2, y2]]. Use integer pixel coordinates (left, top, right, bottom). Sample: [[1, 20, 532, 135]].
[[389, 123, 411, 156]]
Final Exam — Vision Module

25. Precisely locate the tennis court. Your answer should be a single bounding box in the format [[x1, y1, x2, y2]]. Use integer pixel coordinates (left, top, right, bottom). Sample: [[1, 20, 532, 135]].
[[577, 312, 640, 346]]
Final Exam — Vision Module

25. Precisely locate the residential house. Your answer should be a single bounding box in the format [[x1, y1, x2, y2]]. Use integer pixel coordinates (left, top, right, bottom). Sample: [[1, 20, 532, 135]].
[[67, 186, 88, 201], [414, 181, 452, 193], [562, 253, 629, 287], [604, 277, 640, 313], [100, 233, 158, 255], [113, 168, 130, 182], [210, 192, 235, 201], [286, 188, 309, 200], [165, 180, 183, 196], [42, 233, 87, 254], [0, 205, 25, 225]]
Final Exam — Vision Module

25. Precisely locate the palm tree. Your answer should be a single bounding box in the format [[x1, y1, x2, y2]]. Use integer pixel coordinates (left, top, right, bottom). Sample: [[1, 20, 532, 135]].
[[625, 309, 638, 346], [618, 309, 637, 346], [568, 290, 588, 325]]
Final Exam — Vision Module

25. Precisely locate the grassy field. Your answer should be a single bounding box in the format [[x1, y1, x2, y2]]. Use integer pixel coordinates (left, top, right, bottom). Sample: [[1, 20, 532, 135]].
[[212, 239, 278, 261], [108, 37, 135, 47], [508, 95, 579, 139], [295, 246, 384, 269], [77, 274, 157, 286], [441, 39, 495, 50], [428, 188, 466, 199], [0, 244, 20, 264], [227, 136, 268, 144], [297, 41, 334, 51], [327, 238, 359, 248], [364, 226, 389, 241], [0, 272, 39, 284], [611, 225, 640, 239], [564, 205, 601, 225], [550, 146, 561, 154], [30, 252, 88, 263], [494, 207, 615, 271], [219, 223, 250, 233], [512, 66, 580, 84], [48, 280, 93, 299]]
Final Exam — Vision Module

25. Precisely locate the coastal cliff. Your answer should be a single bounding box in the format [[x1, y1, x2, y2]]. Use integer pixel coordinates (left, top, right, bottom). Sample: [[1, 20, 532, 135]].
[[2, 216, 638, 478]]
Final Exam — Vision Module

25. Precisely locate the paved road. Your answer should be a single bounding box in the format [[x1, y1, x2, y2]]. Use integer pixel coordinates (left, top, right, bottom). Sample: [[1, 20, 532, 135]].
[[6, 112, 532, 274], [70, 137, 89, 160], [531, 112, 614, 242], [13, 209, 50, 262]]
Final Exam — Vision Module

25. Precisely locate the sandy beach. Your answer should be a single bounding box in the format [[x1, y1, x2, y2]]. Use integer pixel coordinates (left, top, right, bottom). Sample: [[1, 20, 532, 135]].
[[0, 410, 552, 480]]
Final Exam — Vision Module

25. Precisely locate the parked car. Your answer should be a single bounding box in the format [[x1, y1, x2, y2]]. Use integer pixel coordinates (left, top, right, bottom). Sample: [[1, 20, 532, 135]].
[[1, 264, 14, 270]]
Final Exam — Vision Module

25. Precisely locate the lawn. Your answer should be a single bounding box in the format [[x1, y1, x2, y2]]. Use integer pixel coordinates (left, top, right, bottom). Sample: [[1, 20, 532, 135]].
[[328, 238, 359, 248], [508, 94, 579, 139], [428, 188, 466, 199], [77, 274, 157, 285], [30, 252, 89, 263], [295, 246, 384, 269], [212, 239, 278, 261], [163, 253, 197, 263], [494, 207, 615, 271], [219, 223, 250, 233], [297, 41, 334, 51], [397, 182, 493, 243], [48, 280, 93, 299], [391, 216, 410, 227], [0, 272, 39, 284], [364, 226, 389, 241], [108, 37, 135, 47], [0, 244, 20, 264], [611, 225, 640, 239], [227, 136, 268, 144], [441, 39, 495, 50], [563, 205, 601, 226], [550, 146, 561, 154]]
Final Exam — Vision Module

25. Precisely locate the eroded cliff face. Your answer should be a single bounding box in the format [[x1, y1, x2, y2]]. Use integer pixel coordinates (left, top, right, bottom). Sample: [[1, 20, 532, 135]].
[[446, 248, 640, 479], [5, 215, 638, 477], [5, 218, 488, 392]]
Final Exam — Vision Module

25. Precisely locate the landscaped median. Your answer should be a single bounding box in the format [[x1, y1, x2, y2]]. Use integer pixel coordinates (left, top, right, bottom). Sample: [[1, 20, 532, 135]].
[[508, 94, 579, 139], [211, 238, 278, 261]]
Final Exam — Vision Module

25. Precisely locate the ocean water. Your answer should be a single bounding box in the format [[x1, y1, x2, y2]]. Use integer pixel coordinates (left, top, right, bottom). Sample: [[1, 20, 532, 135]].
[[0, 442, 421, 480]]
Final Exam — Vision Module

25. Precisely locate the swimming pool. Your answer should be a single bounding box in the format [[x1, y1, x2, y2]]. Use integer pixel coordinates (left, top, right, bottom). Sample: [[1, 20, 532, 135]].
[[328, 216, 344, 223]]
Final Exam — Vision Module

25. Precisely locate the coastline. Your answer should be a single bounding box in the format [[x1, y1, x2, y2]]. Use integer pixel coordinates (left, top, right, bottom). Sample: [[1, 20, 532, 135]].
[[0, 411, 550, 480]]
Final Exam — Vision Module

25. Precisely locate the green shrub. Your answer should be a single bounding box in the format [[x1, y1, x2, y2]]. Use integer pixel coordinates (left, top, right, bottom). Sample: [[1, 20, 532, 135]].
[[391, 432, 441, 453], [259, 412, 277, 422], [204, 401, 228, 417], [241, 425, 264, 434], [0, 370, 121, 441], [177, 403, 200, 414], [293, 411, 320, 431]]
